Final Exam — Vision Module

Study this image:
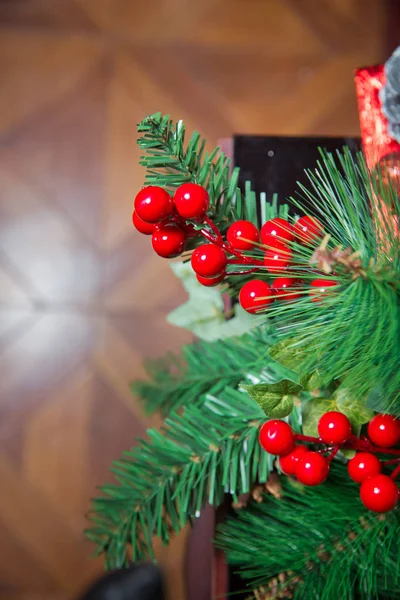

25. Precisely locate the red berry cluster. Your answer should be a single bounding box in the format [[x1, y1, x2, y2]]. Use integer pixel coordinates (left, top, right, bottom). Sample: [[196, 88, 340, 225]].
[[133, 184, 336, 299], [259, 412, 400, 513]]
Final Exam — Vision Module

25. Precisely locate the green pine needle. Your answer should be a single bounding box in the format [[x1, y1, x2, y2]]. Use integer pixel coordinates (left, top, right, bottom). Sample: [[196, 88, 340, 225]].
[[216, 463, 400, 600]]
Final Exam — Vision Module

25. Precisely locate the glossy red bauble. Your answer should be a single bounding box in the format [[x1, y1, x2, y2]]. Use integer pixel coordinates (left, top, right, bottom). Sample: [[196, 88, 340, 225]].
[[132, 211, 158, 235], [279, 445, 309, 475], [259, 420, 295, 456], [173, 183, 209, 220], [239, 280, 274, 314], [318, 411, 352, 445], [264, 240, 292, 272], [309, 278, 338, 301], [360, 474, 399, 513], [294, 215, 323, 244], [134, 186, 173, 223], [196, 272, 226, 287], [260, 218, 294, 245], [151, 223, 186, 258], [272, 277, 302, 301], [226, 220, 259, 250], [347, 452, 382, 484], [191, 244, 227, 277], [295, 451, 330, 486], [367, 414, 400, 448]]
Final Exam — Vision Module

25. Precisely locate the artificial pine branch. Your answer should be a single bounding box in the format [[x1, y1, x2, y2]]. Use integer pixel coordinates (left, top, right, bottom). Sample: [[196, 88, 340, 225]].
[[217, 463, 400, 600], [132, 326, 289, 416], [87, 388, 273, 569]]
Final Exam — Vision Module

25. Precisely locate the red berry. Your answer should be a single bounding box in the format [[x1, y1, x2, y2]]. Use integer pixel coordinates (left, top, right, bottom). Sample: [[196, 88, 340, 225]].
[[368, 414, 400, 448], [191, 244, 227, 277], [132, 211, 158, 235], [294, 215, 323, 244], [259, 420, 295, 456], [260, 218, 294, 245], [152, 223, 186, 258], [239, 280, 274, 314], [279, 445, 308, 475], [173, 183, 209, 220], [196, 272, 225, 287], [348, 452, 382, 484], [226, 220, 259, 250], [134, 186, 173, 223], [318, 411, 352, 445], [272, 277, 303, 301], [360, 474, 399, 513], [295, 451, 330, 486], [264, 240, 292, 272], [309, 278, 338, 301]]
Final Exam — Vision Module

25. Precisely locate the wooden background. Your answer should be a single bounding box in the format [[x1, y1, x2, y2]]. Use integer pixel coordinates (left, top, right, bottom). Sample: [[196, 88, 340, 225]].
[[0, 1, 392, 599]]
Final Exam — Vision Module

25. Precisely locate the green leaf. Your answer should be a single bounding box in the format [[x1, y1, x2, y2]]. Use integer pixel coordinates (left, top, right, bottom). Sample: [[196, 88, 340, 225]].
[[301, 388, 374, 438], [242, 379, 303, 418]]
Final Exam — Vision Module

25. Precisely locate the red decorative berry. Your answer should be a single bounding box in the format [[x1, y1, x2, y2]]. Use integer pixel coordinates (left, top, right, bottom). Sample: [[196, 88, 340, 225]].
[[368, 414, 400, 448], [295, 451, 330, 486], [318, 411, 352, 445], [191, 244, 227, 277], [260, 218, 294, 245], [173, 183, 209, 220], [279, 445, 308, 475], [132, 211, 158, 235], [239, 280, 274, 314], [309, 278, 338, 301], [272, 277, 303, 301], [360, 474, 399, 513], [294, 215, 323, 244], [259, 420, 295, 456], [196, 272, 226, 287], [264, 241, 292, 272], [348, 452, 382, 484], [151, 223, 186, 258], [226, 220, 259, 250], [134, 186, 173, 223]]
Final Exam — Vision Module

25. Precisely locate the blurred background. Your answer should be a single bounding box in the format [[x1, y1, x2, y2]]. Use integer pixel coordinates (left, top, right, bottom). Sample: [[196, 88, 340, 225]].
[[0, 1, 396, 598]]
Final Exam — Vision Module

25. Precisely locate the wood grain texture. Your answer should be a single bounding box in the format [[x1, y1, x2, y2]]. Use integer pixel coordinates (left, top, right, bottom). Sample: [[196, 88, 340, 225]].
[[0, 1, 388, 598]]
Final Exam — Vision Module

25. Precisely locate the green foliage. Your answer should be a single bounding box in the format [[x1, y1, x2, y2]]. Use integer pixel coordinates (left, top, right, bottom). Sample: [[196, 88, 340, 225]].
[[167, 262, 265, 340], [137, 113, 260, 231], [265, 149, 400, 414], [87, 389, 271, 569], [302, 388, 374, 438], [242, 379, 303, 418], [216, 463, 400, 599], [132, 325, 287, 416]]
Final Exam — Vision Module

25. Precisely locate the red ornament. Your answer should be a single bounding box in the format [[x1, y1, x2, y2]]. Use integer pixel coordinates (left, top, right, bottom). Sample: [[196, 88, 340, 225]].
[[294, 215, 323, 244], [309, 278, 338, 301], [226, 220, 259, 250], [259, 420, 295, 456], [134, 186, 173, 223], [368, 414, 400, 448], [271, 277, 302, 301], [264, 240, 292, 273], [173, 183, 209, 220], [152, 223, 186, 258], [295, 451, 329, 486], [132, 211, 158, 235], [318, 411, 352, 445], [279, 445, 308, 475], [348, 452, 382, 484], [260, 218, 294, 245], [239, 280, 274, 314], [191, 244, 227, 277], [360, 474, 399, 513], [196, 272, 225, 287]]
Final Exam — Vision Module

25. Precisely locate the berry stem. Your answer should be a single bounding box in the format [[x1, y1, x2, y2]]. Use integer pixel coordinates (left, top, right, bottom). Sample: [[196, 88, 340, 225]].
[[228, 268, 261, 276], [390, 464, 400, 480], [382, 458, 400, 465], [327, 445, 340, 462], [203, 215, 224, 244], [294, 433, 400, 457]]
